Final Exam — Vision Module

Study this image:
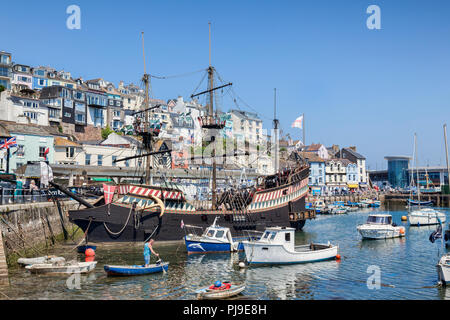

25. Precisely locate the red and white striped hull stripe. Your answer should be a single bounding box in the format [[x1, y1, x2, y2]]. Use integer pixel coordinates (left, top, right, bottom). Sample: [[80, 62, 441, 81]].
[[128, 186, 182, 200], [254, 178, 308, 203]]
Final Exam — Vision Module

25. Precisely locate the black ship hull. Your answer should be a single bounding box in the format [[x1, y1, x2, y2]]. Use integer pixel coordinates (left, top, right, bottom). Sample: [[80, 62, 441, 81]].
[[68, 194, 308, 242]]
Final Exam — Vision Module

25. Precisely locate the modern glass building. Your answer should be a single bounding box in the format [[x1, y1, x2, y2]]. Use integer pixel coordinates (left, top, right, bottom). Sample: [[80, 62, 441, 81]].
[[384, 156, 411, 188]]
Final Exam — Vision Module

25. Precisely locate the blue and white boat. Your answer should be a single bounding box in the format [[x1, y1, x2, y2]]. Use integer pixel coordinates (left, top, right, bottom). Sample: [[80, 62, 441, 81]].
[[184, 217, 251, 254], [407, 199, 433, 206], [104, 262, 169, 276]]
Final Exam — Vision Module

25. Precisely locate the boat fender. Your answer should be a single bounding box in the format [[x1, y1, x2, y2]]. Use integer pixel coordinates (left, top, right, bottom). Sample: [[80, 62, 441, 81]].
[[399, 228, 405, 235], [85, 248, 95, 257]]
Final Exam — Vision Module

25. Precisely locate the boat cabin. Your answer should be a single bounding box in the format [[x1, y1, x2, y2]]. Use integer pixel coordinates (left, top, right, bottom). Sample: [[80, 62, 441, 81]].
[[258, 227, 295, 251], [202, 225, 232, 242], [366, 214, 392, 225]]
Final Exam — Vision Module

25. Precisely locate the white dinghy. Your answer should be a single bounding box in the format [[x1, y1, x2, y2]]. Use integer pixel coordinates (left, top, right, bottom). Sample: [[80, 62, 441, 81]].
[[242, 227, 339, 265], [25, 261, 97, 275], [18, 256, 66, 267]]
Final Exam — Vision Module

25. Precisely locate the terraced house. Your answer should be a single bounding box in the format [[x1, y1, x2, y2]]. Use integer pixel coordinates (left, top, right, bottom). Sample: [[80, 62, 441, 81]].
[[0, 51, 12, 90], [11, 64, 33, 90]]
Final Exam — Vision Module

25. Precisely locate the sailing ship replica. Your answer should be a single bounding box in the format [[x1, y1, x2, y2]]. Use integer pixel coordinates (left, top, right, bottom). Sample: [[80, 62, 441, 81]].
[[67, 26, 311, 242]]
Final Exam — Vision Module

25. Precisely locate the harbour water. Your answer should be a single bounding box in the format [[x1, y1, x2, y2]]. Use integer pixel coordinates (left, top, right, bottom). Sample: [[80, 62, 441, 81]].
[[1, 206, 450, 300]]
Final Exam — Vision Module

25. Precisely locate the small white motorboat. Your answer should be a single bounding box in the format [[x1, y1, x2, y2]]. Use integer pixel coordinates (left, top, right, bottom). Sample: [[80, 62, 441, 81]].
[[357, 214, 405, 239], [242, 227, 339, 265], [330, 206, 348, 214], [17, 256, 66, 267], [437, 254, 450, 285], [408, 208, 446, 226], [25, 261, 97, 275]]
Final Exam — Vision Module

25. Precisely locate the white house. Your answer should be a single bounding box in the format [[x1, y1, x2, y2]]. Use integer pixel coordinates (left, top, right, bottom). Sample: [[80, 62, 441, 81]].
[[303, 144, 329, 160]]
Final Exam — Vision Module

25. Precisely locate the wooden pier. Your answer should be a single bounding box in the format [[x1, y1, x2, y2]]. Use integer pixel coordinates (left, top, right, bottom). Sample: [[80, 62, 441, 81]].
[[384, 193, 450, 207]]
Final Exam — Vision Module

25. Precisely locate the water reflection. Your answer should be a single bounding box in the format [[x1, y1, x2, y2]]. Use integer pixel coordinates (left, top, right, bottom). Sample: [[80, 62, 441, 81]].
[[244, 260, 340, 300], [1, 208, 450, 300]]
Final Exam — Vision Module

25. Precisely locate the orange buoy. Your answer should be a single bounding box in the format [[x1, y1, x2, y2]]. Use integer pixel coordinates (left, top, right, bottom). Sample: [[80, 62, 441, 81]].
[[85, 248, 95, 257], [85, 256, 95, 262], [399, 228, 405, 235], [336, 254, 341, 260], [401, 216, 407, 221]]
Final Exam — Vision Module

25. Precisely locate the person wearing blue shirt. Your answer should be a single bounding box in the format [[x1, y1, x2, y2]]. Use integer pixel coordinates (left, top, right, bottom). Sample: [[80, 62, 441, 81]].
[[143, 239, 159, 267]]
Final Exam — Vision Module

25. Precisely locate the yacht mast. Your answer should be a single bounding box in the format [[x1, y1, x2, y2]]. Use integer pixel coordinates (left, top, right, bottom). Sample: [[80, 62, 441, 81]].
[[444, 124, 450, 191], [415, 133, 421, 208], [409, 134, 416, 210]]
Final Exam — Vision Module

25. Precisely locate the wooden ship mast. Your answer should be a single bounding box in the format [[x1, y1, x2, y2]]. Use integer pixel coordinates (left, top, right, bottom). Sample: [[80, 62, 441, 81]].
[[190, 22, 231, 210]]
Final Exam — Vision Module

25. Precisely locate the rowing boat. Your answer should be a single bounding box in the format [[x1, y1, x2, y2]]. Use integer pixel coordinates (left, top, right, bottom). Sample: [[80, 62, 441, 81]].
[[17, 256, 65, 267], [25, 261, 97, 274]]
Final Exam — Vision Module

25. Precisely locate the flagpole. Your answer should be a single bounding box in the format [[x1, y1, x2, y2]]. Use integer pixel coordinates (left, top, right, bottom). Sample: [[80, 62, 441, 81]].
[[6, 148, 9, 174], [303, 113, 305, 146]]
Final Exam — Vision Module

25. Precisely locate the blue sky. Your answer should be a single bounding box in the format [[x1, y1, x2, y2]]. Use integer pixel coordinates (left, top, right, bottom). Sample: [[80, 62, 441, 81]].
[[2, 0, 450, 169]]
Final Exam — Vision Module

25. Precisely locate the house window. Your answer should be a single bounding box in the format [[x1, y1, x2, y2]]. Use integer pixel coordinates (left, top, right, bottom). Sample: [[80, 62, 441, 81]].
[[85, 154, 91, 165], [39, 146, 47, 158], [17, 145, 25, 157], [66, 147, 75, 158], [24, 112, 37, 120], [98, 155, 103, 166], [76, 114, 85, 123], [125, 160, 130, 168]]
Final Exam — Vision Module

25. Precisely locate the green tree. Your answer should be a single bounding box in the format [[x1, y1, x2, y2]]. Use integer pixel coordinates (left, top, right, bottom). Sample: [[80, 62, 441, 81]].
[[101, 125, 114, 139]]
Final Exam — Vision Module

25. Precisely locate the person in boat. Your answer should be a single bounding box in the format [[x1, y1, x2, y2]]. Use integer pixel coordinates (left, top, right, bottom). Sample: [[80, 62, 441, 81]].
[[144, 239, 159, 267]]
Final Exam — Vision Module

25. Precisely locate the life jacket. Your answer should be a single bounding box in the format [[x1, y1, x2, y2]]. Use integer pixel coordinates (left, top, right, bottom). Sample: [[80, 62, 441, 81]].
[[209, 283, 232, 290]]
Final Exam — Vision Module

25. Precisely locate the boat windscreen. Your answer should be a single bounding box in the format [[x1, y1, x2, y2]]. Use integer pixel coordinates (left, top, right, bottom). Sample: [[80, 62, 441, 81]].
[[215, 230, 225, 238], [204, 229, 216, 237], [262, 231, 270, 239], [367, 216, 392, 224]]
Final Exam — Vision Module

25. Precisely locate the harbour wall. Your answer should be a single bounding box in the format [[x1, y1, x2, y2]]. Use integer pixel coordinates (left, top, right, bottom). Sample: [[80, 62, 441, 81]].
[[0, 200, 81, 275]]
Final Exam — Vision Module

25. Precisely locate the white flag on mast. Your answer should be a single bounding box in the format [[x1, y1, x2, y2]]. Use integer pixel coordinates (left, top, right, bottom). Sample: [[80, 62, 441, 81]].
[[291, 115, 303, 129]]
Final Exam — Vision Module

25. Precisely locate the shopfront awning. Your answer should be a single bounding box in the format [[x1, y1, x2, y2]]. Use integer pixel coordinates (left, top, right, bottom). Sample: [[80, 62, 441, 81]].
[[347, 184, 359, 189]]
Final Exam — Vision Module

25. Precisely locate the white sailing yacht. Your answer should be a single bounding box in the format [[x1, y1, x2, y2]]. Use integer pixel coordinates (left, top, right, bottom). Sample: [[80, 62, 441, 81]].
[[437, 124, 450, 285], [408, 133, 446, 226]]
